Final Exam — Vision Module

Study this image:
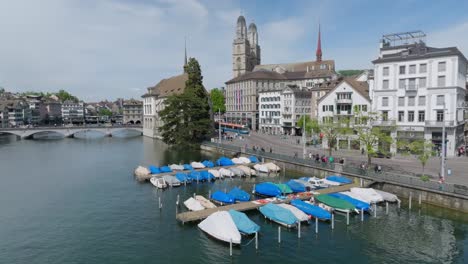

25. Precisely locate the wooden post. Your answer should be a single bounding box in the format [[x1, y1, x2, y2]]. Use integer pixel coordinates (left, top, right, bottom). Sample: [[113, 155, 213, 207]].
[[208, 190, 211, 199], [385, 202, 389, 215], [159, 197, 162, 209], [176, 194, 180, 206], [283, 163, 285, 178], [418, 193, 421, 205], [278, 226, 281, 243], [331, 213, 335, 230], [409, 192, 412, 210], [360, 178, 363, 187], [398, 199, 401, 209], [346, 211, 349, 225], [361, 208, 364, 222], [315, 217, 318, 234], [230, 239, 232, 256], [298, 221, 301, 238], [255, 232, 258, 250], [373, 203, 377, 218]]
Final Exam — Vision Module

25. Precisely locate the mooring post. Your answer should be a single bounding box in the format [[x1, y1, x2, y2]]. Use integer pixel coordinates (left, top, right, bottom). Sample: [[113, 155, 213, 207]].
[[409, 192, 412, 210], [331, 213, 335, 230], [208, 190, 211, 199], [346, 211, 350, 225], [418, 193, 421, 205], [298, 221, 301, 238], [278, 226, 281, 243], [373, 203, 377, 218], [255, 232, 258, 250], [315, 217, 318, 234], [193, 193, 196, 198], [159, 197, 162, 209], [385, 202, 389, 215], [361, 208, 364, 222], [360, 178, 363, 187], [282, 163, 285, 178], [398, 199, 401, 209], [230, 239, 232, 256], [176, 194, 180, 206]]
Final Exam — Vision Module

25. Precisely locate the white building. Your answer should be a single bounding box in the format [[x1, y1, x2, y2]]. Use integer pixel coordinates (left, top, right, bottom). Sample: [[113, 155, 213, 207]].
[[318, 78, 371, 149], [259, 89, 281, 134], [61, 101, 85, 124], [370, 31, 467, 157], [280, 85, 312, 135]]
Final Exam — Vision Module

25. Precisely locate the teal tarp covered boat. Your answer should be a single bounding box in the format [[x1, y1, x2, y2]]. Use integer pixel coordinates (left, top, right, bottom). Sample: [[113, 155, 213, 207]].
[[228, 209, 260, 235], [259, 203, 297, 227]]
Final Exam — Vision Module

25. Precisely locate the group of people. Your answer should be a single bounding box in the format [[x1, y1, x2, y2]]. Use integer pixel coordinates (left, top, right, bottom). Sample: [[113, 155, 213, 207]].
[[457, 146, 466, 157], [296, 152, 345, 164], [251, 145, 272, 153]]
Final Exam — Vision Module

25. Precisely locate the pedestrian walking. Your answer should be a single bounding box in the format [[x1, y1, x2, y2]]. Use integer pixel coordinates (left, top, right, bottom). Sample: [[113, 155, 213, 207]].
[[269, 147, 272, 153]]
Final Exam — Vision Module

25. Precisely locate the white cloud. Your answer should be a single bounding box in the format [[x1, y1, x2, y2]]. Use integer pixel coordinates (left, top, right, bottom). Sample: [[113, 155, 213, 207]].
[[430, 20, 468, 56]]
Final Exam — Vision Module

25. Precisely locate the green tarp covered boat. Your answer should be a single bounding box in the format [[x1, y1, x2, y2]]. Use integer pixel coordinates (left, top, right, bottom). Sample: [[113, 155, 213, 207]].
[[274, 183, 293, 194], [314, 194, 356, 213]]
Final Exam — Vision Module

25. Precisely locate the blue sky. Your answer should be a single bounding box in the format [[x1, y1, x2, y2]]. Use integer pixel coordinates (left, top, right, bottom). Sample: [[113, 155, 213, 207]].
[[0, 0, 467, 101]]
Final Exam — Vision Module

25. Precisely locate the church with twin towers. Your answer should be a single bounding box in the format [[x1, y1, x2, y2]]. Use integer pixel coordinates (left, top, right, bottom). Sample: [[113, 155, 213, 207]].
[[232, 15, 261, 78]]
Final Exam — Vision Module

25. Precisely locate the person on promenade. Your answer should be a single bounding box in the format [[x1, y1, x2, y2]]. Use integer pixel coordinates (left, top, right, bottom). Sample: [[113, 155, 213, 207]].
[[308, 152, 312, 159], [361, 148, 365, 155], [294, 152, 298, 159], [269, 147, 272, 153], [329, 156, 334, 163]]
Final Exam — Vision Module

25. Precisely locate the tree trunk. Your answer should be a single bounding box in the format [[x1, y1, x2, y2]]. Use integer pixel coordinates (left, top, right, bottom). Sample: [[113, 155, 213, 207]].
[[422, 164, 425, 177], [367, 154, 372, 167]]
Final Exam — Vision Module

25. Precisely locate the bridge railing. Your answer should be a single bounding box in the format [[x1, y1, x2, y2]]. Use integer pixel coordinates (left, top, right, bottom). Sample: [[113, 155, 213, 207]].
[[0, 125, 142, 131]]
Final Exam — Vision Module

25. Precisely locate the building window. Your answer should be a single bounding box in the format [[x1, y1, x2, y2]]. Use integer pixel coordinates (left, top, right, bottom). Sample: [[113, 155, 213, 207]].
[[398, 97, 405, 107], [399, 65, 406, 74], [398, 111, 404, 122], [438, 61, 446, 72], [361, 105, 367, 112], [420, 64, 427, 73], [419, 77, 426, 88], [408, 111, 414, 122], [382, 97, 389, 106], [436, 110, 444, 122], [408, 78, 416, 90], [418, 111, 425, 122], [418, 96, 426, 106], [382, 80, 389, 89], [382, 111, 389, 121], [383, 67, 389, 76], [409, 65, 416, 74], [436, 95, 445, 106], [408, 96, 415, 106], [399, 79, 405, 89], [437, 76, 446, 87]]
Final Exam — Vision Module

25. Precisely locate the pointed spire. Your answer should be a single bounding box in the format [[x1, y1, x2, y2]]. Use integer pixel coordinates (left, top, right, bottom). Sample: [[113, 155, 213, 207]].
[[184, 36, 188, 67], [316, 23, 322, 62]]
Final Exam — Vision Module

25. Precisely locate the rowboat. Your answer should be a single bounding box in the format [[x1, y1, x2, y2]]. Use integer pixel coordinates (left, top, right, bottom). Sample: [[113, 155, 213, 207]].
[[208, 169, 222, 179], [329, 193, 370, 212], [285, 180, 306, 193], [350, 188, 384, 204], [253, 164, 269, 173], [374, 189, 400, 203], [198, 211, 241, 244], [190, 161, 205, 169], [162, 175, 181, 187], [219, 168, 234, 178], [264, 162, 280, 172], [238, 157, 251, 164], [169, 164, 184, 171], [150, 176, 167, 189], [211, 191, 235, 205], [228, 187, 250, 202]]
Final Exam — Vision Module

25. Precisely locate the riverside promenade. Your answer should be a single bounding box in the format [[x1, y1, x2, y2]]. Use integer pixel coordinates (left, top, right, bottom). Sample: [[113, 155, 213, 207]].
[[220, 132, 468, 186]]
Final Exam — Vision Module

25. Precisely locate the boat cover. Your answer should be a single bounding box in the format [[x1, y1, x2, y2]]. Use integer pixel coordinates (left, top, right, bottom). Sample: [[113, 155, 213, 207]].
[[264, 162, 280, 172], [350, 188, 384, 204], [184, 197, 205, 211], [323, 179, 341, 186], [274, 183, 293, 194], [253, 164, 269, 173], [216, 157, 234, 166], [249, 156, 259, 163], [183, 164, 193, 170], [195, 195, 216, 209], [175, 172, 190, 183], [228, 209, 260, 235], [219, 168, 234, 177], [315, 194, 356, 211], [188, 171, 201, 181], [254, 182, 282, 197], [211, 191, 234, 204], [326, 175, 353, 184], [259, 203, 297, 226], [148, 165, 161, 174], [229, 167, 244, 177], [169, 164, 184, 171], [277, 203, 310, 222], [285, 180, 306, 193], [202, 160, 214, 168], [294, 179, 315, 190], [231, 158, 243, 164], [374, 189, 399, 203], [236, 165, 251, 175], [200, 170, 215, 181], [228, 187, 250, 202], [208, 169, 221, 178], [329, 193, 370, 211], [198, 211, 241, 244], [238, 157, 251, 164], [191, 161, 205, 169], [290, 199, 331, 220], [160, 166, 172, 173], [162, 175, 181, 186]]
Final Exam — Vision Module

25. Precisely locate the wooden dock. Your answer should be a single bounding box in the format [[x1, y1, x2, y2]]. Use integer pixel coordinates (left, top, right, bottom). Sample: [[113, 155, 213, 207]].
[[175, 181, 360, 223]]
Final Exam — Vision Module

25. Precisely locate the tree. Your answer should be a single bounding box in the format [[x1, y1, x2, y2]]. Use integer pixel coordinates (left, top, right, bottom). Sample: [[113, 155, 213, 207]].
[[320, 118, 352, 156], [99, 108, 113, 117], [354, 111, 394, 166], [56, 90, 79, 102], [337, 69, 364, 77], [210, 88, 226, 113], [297, 116, 320, 135], [399, 139, 435, 178]]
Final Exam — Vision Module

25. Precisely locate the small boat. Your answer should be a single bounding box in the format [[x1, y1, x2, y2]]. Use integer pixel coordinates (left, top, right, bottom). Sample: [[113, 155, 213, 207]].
[[249, 169, 256, 176], [188, 171, 203, 182], [195, 195, 217, 209], [211, 191, 235, 205], [350, 188, 384, 204], [295, 179, 316, 191], [201, 160, 214, 168], [198, 211, 241, 244], [253, 164, 269, 173], [238, 157, 251, 164], [259, 203, 297, 228], [162, 175, 181, 187], [148, 165, 161, 174], [277, 203, 310, 222], [175, 172, 191, 184], [307, 177, 329, 189], [285, 180, 306, 193], [169, 164, 184, 171], [229, 167, 244, 177], [208, 169, 222, 179], [314, 194, 356, 213], [326, 175, 353, 184], [190, 161, 205, 169], [374, 189, 400, 203], [231, 158, 243, 165], [329, 193, 370, 212], [216, 157, 235, 166], [200, 170, 215, 181], [219, 168, 234, 178], [264, 162, 280, 172], [160, 166, 172, 173], [228, 187, 250, 202], [274, 183, 293, 194], [237, 165, 252, 176], [184, 197, 205, 211], [323, 179, 341, 186], [183, 164, 193, 170], [254, 182, 282, 197], [228, 209, 260, 235], [290, 199, 331, 220], [150, 176, 167, 189], [249, 156, 259, 163]]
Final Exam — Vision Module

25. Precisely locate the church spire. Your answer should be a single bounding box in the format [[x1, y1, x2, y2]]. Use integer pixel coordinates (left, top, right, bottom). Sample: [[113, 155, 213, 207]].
[[316, 23, 322, 62], [184, 37, 188, 67]]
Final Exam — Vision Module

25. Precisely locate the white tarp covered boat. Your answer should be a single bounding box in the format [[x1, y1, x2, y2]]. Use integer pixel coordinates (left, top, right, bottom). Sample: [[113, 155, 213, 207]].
[[184, 197, 205, 211], [264, 162, 280, 172], [350, 188, 384, 204], [208, 169, 222, 179], [229, 167, 244, 177], [169, 164, 184, 171], [340, 191, 371, 204], [150, 176, 167, 189], [231, 158, 243, 165], [238, 157, 251, 164], [162, 175, 181, 187], [237, 165, 252, 176], [323, 179, 341, 186], [195, 195, 217, 209], [374, 189, 400, 203], [219, 168, 234, 178], [308, 177, 329, 188], [253, 164, 269, 173], [190, 162, 205, 169], [277, 203, 310, 222], [198, 211, 241, 244]]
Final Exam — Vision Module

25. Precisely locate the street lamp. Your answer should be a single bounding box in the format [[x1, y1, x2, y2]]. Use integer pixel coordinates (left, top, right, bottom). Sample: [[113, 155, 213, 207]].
[[302, 114, 306, 159], [440, 102, 447, 180]]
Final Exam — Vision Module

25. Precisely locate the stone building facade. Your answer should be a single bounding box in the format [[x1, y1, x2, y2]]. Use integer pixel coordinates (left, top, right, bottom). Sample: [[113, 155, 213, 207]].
[[123, 99, 143, 124], [232, 15, 261, 78]]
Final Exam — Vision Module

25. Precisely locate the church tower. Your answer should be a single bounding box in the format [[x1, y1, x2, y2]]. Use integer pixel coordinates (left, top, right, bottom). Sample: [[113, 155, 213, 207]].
[[232, 15, 261, 78]]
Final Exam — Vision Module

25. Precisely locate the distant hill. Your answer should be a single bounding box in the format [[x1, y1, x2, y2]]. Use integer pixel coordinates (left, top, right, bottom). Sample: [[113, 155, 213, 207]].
[[337, 70, 365, 77]]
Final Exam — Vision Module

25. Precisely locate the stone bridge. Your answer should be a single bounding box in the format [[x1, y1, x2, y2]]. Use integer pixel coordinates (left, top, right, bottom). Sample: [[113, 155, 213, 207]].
[[0, 125, 143, 139]]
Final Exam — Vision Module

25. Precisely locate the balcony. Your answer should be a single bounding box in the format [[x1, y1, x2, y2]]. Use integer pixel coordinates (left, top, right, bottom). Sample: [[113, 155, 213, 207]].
[[336, 111, 352, 116], [425, 120, 455, 127], [336, 98, 352, 104], [405, 84, 418, 92], [372, 120, 396, 126]]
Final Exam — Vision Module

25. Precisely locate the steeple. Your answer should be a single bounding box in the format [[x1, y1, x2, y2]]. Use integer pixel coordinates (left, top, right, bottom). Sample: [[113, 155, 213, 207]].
[[316, 24, 322, 62], [184, 37, 188, 68]]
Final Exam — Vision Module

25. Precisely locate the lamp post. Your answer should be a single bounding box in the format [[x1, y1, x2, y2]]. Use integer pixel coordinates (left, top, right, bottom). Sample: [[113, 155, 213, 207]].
[[302, 114, 306, 159], [440, 102, 446, 180], [218, 109, 221, 151]]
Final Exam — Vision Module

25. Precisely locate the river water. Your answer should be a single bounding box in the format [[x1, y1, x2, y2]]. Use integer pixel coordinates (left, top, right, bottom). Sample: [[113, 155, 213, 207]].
[[0, 134, 467, 264]]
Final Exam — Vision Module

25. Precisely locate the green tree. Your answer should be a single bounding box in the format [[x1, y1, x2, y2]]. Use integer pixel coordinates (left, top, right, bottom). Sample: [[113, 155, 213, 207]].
[[56, 90, 79, 102], [354, 111, 394, 166], [99, 108, 113, 117], [210, 88, 226, 113], [337, 69, 364, 77], [297, 116, 320, 135], [320, 117, 352, 156], [399, 139, 434, 178]]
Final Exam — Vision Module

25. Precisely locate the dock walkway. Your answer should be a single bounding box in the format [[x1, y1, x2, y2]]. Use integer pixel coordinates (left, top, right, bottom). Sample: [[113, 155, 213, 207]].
[[176, 181, 359, 223]]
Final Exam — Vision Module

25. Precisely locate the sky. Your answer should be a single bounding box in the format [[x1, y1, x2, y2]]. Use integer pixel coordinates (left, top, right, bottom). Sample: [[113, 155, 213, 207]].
[[0, 0, 467, 102]]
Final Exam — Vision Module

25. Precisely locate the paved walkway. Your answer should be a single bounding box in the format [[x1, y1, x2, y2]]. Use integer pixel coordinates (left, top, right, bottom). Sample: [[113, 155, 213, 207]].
[[221, 132, 468, 186]]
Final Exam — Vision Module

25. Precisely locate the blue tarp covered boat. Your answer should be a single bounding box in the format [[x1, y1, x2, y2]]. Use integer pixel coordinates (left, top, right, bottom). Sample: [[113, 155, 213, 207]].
[[183, 164, 193, 170], [249, 156, 259, 163], [228, 209, 260, 235], [285, 180, 306, 193], [216, 157, 235, 166], [259, 203, 297, 227], [148, 165, 161, 174], [188, 171, 201, 181], [160, 166, 172, 173], [326, 175, 352, 184], [199, 171, 214, 181], [290, 199, 331, 220], [254, 182, 282, 197], [202, 160, 214, 168], [175, 172, 190, 183], [329, 193, 370, 211], [228, 187, 250, 202], [211, 191, 235, 204]]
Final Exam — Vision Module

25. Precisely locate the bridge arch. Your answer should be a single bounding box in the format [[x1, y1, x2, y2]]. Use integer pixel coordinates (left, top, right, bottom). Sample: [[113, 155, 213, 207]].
[[22, 130, 68, 139]]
